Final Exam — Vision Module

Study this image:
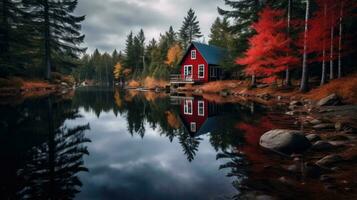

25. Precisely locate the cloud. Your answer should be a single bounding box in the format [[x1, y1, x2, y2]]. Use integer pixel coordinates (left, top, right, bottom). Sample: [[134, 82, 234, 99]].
[[76, 0, 227, 54]]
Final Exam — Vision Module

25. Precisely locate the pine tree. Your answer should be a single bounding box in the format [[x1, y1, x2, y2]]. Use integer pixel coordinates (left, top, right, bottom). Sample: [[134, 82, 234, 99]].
[[0, 0, 34, 75], [23, 0, 86, 79], [179, 8, 202, 49], [218, 0, 263, 53], [124, 31, 135, 70], [166, 26, 177, 47], [209, 17, 222, 46]]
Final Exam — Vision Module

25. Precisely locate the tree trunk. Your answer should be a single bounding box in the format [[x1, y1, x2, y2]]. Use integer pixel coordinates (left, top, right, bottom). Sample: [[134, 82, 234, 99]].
[[44, 0, 51, 80], [300, 0, 310, 92], [320, 3, 327, 86], [329, 14, 334, 80], [251, 74, 256, 86], [338, 0, 343, 78], [47, 97, 55, 199], [285, 0, 292, 86]]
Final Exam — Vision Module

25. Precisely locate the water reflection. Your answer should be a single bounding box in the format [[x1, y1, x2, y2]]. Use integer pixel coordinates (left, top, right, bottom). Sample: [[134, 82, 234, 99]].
[[0, 87, 291, 199], [0, 97, 90, 199]]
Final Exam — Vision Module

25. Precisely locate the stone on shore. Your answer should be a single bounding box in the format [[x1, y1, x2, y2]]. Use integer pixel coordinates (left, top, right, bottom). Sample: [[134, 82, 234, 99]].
[[316, 93, 341, 106], [259, 129, 311, 154], [311, 141, 334, 151], [306, 134, 321, 143], [316, 154, 343, 166]]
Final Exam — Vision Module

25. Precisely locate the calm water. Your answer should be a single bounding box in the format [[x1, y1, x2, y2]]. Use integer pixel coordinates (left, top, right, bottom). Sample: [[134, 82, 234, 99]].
[[0, 87, 291, 200]]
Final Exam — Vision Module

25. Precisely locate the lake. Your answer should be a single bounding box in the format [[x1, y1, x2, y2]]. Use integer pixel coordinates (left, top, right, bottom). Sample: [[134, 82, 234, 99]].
[[0, 87, 343, 199]]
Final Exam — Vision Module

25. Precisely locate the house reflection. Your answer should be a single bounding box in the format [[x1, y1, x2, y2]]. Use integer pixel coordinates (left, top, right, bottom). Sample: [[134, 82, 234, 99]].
[[173, 96, 221, 137]]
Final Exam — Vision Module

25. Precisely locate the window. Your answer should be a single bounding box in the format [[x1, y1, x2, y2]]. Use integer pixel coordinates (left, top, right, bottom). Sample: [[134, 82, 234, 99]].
[[210, 67, 216, 77], [184, 100, 193, 115], [191, 50, 196, 60], [198, 64, 204, 78], [184, 65, 192, 80], [198, 101, 204, 116], [190, 122, 197, 132]]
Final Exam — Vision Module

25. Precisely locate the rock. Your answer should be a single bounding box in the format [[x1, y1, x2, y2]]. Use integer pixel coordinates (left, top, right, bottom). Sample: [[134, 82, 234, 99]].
[[219, 90, 229, 97], [335, 121, 344, 131], [310, 119, 322, 125], [328, 135, 349, 141], [256, 195, 275, 200], [311, 141, 334, 151], [316, 154, 343, 166], [316, 93, 341, 106], [278, 176, 295, 185], [259, 129, 311, 154], [313, 123, 335, 130], [306, 134, 321, 143], [256, 84, 268, 88], [285, 111, 295, 116], [286, 164, 300, 173], [290, 100, 303, 106], [324, 183, 337, 190], [60, 82, 68, 86], [260, 93, 272, 100], [320, 175, 334, 182], [304, 162, 322, 178], [339, 147, 357, 162]]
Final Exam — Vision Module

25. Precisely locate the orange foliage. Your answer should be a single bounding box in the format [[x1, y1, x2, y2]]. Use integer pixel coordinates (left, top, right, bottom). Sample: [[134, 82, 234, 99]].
[[304, 74, 357, 104], [165, 43, 183, 67], [143, 77, 168, 89], [197, 80, 245, 93], [165, 111, 180, 129], [143, 91, 167, 101], [127, 80, 140, 88], [21, 81, 53, 90], [114, 90, 123, 108], [124, 90, 139, 102]]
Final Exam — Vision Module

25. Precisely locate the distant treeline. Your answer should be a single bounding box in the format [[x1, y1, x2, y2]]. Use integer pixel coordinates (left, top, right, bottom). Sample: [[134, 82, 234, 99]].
[[75, 8, 205, 83]]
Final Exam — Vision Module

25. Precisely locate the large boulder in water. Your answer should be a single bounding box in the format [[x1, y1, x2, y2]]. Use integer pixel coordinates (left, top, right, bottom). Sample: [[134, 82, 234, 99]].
[[260, 129, 311, 154], [316, 93, 341, 106]]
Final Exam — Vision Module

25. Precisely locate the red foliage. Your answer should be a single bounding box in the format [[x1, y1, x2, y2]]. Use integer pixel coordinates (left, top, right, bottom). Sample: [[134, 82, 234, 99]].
[[236, 117, 275, 146], [298, 0, 357, 63], [236, 7, 299, 83]]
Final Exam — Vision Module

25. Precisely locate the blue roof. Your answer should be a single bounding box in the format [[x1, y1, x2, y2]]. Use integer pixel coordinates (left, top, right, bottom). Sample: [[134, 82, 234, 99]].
[[181, 42, 226, 65]]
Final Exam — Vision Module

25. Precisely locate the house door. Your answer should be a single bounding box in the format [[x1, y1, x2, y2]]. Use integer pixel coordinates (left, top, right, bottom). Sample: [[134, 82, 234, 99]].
[[184, 65, 193, 80]]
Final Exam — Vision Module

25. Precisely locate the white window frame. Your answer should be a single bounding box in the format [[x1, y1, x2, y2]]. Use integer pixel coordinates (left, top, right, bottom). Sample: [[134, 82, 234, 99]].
[[190, 122, 197, 132], [191, 50, 196, 60], [198, 64, 205, 78], [210, 66, 216, 77], [198, 100, 205, 116], [184, 65, 193, 80], [184, 100, 193, 115]]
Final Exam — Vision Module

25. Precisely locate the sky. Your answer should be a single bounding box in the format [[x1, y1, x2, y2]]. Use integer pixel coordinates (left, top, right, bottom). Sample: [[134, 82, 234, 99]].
[[75, 0, 227, 54]]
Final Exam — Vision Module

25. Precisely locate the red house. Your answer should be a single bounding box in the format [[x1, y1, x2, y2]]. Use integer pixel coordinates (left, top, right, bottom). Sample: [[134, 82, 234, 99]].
[[178, 42, 226, 83]]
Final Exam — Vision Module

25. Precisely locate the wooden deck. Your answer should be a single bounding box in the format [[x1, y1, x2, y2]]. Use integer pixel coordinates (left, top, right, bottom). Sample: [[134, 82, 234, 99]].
[[170, 74, 194, 84]]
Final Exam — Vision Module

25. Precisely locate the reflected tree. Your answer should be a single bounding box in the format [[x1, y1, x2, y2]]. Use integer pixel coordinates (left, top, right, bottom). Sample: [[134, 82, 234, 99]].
[[0, 96, 90, 199], [18, 125, 90, 199], [178, 131, 202, 162], [217, 150, 250, 199]]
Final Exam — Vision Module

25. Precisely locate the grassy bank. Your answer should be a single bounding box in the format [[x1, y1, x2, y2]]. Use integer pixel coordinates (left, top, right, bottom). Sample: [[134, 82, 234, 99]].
[[0, 73, 75, 98], [179, 74, 357, 104], [127, 77, 169, 89]]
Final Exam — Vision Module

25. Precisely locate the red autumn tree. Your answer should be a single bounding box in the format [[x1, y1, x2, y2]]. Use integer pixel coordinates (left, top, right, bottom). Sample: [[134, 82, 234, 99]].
[[298, 0, 356, 85], [236, 7, 299, 84]]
